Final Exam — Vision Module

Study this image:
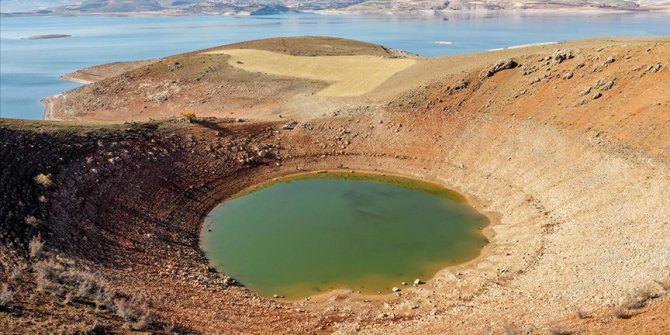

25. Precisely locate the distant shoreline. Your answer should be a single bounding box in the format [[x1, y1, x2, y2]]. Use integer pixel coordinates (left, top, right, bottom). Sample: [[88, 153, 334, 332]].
[[488, 41, 558, 51], [2, 6, 669, 18]]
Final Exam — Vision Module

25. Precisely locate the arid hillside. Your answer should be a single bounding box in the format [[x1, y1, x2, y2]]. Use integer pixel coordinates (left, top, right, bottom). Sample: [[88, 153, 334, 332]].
[[2, 36, 670, 334], [45, 36, 408, 122]]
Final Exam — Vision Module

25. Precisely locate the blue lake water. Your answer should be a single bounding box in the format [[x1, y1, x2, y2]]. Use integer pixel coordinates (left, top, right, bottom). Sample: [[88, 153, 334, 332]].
[[1, 13, 669, 119]]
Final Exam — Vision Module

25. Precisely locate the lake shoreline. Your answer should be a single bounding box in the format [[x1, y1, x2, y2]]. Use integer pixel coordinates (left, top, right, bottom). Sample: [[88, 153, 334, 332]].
[[201, 170, 493, 299]]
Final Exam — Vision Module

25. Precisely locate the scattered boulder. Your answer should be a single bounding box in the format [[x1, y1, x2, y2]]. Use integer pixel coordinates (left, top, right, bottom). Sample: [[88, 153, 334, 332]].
[[647, 64, 663, 73], [282, 120, 299, 130], [413, 279, 424, 286], [222, 276, 238, 286], [601, 81, 614, 90], [578, 87, 592, 96], [147, 91, 170, 103], [603, 56, 616, 65], [453, 79, 469, 90], [392, 287, 401, 292], [563, 72, 573, 80], [593, 79, 615, 91], [553, 50, 575, 64], [593, 92, 603, 100], [482, 58, 518, 78], [520, 65, 539, 76]]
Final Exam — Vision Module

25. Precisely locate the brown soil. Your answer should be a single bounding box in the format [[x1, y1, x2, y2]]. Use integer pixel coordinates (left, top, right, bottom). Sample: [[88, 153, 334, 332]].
[[45, 37, 412, 123], [2, 36, 670, 334]]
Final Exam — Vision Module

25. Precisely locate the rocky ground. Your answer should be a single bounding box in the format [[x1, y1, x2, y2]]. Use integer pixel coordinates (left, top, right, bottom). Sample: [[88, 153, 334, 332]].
[[2, 36, 670, 334]]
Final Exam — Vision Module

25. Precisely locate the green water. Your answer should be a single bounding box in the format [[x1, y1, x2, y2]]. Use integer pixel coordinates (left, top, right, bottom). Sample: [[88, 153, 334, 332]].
[[202, 173, 489, 299]]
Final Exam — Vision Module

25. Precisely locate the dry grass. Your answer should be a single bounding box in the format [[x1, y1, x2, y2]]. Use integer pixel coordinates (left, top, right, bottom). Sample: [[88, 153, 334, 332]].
[[612, 306, 632, 319], [504, 324, 532, 335], [655, 278, 670, 291], [29, 234, 44, 258], [624, 286, 660, 310], [34, 258, 64, 292], [34, 173, 53, 188], [180, 112, 196, 122], [203, 49, 415, 96], [0, 284, 14, 307], [576, 309, 591, 319], [32, 257, 153, 330], [115, 296, 152, 330], [24, 215, 38, 226], [549, 325, 573, 335], [9, 267, 23, 282]]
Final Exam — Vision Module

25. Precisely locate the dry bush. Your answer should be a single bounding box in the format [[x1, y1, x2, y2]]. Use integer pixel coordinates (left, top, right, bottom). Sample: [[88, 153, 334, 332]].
[[576, 309, 591, 319], [34, 173, 53, 188], [9, 267, 23, 282], [655, 278, 670, 291], [32, 259, 154, 329], [57, 268, 114, 309], [161, 323, 174, 332], [24, 215, 39, 226], [34, 258, 63, 282], [180, 112, 196, 122], [612, 306, 631, 319], [549, 325, 573, 335], [624, 286, 659, 310], [0, 284, 14, 307], [505, 324, 531, 335], [75, 271, 105, 299], [115, 296, 152, 330], [29, 234, 44, 258], [64, 291, 74, 305], [34, 258, 65, 293]]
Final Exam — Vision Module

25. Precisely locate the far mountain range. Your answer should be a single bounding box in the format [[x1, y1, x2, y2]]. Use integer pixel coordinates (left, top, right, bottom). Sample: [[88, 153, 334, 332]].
[[2, 0, 669, 15]]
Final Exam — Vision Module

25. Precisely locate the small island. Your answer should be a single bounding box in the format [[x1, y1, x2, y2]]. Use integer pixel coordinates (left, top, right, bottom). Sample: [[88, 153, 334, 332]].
[[22, 34, 71, 40]]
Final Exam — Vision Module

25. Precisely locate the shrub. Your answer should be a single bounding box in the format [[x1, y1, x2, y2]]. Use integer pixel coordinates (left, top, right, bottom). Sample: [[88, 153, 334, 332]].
[[180, 112, 196, 122], [34, 173, 53, 188], [549, 325, 573, 335], [75, 271, 103, 299], [505, 324, 529, 335], [624, 286, 659, 310], [24, 215, 39, 226], [9, 267, 23, 282], [656, 279, 670, 291], [115, 296, 152, 330], [29, 234, 44, 258], [576, 309, 591, 319], [55, 268, 113, 309], [34, 258, 64, 289], [64, 292, 74, 305], [612, 306, 631, 319], [0, 284, 14, 307]]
